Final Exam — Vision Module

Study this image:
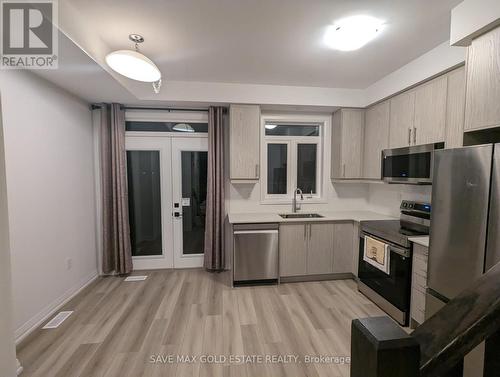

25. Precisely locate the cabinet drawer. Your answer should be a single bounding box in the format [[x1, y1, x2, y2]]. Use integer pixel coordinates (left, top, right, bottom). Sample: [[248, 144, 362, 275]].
[[413, 258, 428, 277], [411, 289, 426, 312], [412, 307, 426, 324], [412, 273, 427, 291]]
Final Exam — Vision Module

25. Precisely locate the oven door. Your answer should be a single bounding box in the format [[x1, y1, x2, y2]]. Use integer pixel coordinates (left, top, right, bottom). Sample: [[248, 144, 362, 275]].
[[382, 143, 443, 184], [358, 233, 412, 313]]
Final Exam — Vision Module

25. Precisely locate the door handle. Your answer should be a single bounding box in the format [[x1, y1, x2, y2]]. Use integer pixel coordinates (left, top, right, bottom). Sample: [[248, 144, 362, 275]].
[[408, 128, 412, 145]]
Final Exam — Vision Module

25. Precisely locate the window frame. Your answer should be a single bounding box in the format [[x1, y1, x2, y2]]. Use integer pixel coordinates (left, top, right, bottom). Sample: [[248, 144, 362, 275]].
[[260, 114, 328, 204]]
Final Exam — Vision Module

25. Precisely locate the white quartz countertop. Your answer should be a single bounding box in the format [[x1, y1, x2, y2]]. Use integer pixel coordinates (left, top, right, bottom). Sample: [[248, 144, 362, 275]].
[[408, 236, 430, 248], [228, 210, 396, 224]]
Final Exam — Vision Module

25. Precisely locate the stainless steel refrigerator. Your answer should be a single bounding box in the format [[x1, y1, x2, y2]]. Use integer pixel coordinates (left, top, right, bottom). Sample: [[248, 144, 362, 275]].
[[426, 144, 500, 376], [427, 143, 500, 312]]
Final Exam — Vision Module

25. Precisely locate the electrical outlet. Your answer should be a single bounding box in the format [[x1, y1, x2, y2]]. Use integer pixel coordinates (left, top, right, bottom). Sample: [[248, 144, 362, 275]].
[[66, 258, 72, 270]]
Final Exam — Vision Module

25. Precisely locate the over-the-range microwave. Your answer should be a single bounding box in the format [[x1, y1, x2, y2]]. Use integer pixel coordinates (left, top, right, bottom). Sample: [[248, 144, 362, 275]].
[[381, 142, 444, 184]]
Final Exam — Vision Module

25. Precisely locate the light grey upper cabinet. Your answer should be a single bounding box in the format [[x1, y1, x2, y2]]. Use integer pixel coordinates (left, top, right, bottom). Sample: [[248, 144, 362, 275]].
[[464, 26, 500, 132], [389, 90, 415, 148], [331, 109, 364, 180], [445, 66, 466, 148], [229, 104, 260, 181], [363, 101, 390, 179], [414, 75, 448, 145]]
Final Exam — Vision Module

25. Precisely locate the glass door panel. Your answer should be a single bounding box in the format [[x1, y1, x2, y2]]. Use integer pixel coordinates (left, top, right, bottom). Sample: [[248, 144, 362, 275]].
[[127, 151, 162, 256], [181, 151, 208, 255], [125, 137, 173, 270], [172, 137, 208, 268]]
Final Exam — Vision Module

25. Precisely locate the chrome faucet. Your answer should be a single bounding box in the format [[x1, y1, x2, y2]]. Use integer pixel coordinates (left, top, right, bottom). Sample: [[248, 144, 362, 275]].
[[292, 188, 303, 213]]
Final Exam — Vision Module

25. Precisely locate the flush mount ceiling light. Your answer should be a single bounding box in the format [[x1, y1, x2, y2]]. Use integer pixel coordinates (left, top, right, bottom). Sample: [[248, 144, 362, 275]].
[[172, 123, 195, 132], [324, 15, 385, 51], [105, 34, 162, 93]]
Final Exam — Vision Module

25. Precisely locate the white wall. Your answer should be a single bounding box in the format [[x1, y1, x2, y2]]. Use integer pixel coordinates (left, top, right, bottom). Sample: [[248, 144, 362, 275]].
[[0, 93, 17, 377], [0, 70, 98, 342], [451, 0, 500, 46], [364, 41, 466, 106], [228, 111, 370, 214], [366, 183, 432, 217]]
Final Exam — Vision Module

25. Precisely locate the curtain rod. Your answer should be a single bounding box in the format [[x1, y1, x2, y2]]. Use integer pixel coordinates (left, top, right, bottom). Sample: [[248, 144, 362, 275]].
[[90, 104, 209, 112]]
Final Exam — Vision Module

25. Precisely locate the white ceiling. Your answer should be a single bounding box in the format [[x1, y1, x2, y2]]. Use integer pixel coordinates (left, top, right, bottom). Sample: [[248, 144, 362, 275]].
[[65, 0, 461, 89]]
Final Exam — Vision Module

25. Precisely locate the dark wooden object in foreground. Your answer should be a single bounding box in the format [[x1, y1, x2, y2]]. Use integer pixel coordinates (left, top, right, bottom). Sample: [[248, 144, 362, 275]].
[[351, 316, 420, 377], [351, 261, 500, 377]]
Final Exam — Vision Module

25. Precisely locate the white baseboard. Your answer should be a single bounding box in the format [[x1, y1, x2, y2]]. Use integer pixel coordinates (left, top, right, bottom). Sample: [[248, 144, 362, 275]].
[[14, 271, 98, 345]]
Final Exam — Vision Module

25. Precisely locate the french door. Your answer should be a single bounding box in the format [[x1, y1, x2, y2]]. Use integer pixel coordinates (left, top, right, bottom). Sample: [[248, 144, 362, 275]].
[[126, 135, 208, 269]]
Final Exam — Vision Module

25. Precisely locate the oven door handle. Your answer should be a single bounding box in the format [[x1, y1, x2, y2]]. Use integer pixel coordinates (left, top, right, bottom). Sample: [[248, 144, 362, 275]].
[[360, 232, 410, 258]]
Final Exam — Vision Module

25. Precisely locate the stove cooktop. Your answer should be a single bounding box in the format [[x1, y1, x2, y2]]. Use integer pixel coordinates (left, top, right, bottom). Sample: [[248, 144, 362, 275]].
[[360, 220, 429, 248]]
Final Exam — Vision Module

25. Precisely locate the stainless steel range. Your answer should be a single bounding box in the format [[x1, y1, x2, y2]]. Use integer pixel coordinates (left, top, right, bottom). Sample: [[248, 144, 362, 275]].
[[358, 201, 431, 326]]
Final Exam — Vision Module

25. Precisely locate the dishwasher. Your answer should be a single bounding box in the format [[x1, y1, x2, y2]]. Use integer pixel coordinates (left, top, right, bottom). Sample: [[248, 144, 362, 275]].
[[233, 223, 279, 285]]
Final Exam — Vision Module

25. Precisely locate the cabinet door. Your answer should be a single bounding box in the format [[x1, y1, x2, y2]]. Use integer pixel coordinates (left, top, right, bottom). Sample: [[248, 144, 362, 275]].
[[414, 75, 447, 145], [229, 105, 260, 180], [445, 66, 466, 148], [464, 26, 500, 131], [279, 224, 307, 277], [332, 222, 354, 274], [389, 91, 415, 148], [363, 101, 390, 179], [330, 111, 342, 179], [341, 109, 364, 178], [307, 223, 335, 275], [352, 222, 360, 277]]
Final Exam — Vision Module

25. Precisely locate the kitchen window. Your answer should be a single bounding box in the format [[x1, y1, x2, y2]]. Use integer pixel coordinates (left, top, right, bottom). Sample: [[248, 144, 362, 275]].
[[261, 119, 324, 203]]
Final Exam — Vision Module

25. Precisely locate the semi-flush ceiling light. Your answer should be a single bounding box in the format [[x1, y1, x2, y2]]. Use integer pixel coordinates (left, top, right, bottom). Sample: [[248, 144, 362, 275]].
[[105, 34, 162, 93], [172, 123, 195, 132], [324, 15, 385, 51]]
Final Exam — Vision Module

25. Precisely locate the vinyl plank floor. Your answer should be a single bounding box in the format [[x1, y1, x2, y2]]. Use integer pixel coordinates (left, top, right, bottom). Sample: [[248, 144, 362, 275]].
[[17, 269, 386, 377]]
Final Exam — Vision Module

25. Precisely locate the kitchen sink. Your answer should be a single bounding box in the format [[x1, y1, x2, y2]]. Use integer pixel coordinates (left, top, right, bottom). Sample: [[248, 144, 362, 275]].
[[279, 213, 324, 219]]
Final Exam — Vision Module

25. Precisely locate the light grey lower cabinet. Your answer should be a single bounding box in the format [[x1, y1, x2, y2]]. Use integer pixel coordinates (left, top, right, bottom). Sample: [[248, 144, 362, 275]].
[[332, 222, 354, 273], [411, 243, 429, 327], [279, 223, 308, 277], [307, 223, 335, 275], [279, 222, 354, 278]]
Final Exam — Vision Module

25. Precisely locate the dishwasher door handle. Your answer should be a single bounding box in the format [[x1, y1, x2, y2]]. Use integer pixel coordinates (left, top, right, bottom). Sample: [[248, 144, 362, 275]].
[[234, 230, 278, 235]]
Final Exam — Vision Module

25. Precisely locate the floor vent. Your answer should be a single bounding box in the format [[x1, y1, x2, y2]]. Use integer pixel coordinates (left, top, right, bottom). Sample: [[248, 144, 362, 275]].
[[42, 311, 73, 329], [124, 275, 148, 282]]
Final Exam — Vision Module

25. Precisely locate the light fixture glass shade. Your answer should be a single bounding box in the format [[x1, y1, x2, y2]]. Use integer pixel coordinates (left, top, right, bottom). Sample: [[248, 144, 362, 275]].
[[105, 50, 161, 82], [172, 123, 195, 132], [324, 15, 385, 51]]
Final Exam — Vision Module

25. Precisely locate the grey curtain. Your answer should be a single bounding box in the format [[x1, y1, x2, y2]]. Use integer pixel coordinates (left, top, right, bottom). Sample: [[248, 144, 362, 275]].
[[204, 107, 226, 271], [100, 103, 133, 275]]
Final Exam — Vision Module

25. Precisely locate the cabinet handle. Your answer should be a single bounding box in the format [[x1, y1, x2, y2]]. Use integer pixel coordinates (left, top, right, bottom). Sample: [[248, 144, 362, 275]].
[[255, 164, 259, 178], [408, 128, 412, 145], [343, 164, 346, 178], [413, 127, 417, 144], [309, 224, 312, 240], [304, 225, 307, 240]]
